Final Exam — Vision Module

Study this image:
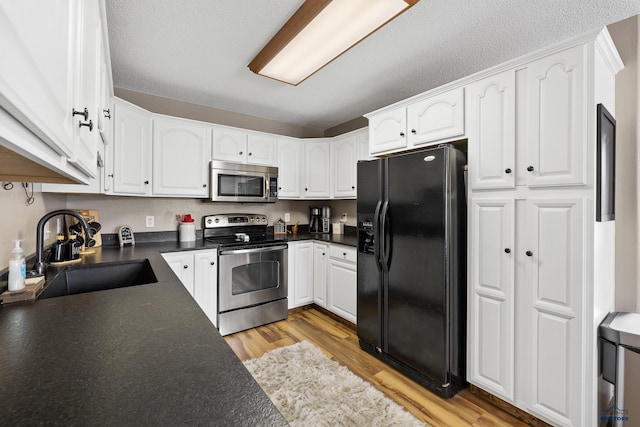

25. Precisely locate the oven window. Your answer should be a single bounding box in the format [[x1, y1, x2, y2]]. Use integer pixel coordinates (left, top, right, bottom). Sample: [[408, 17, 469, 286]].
[[218, 174, 264, 197], [231, 261, 280, 295]]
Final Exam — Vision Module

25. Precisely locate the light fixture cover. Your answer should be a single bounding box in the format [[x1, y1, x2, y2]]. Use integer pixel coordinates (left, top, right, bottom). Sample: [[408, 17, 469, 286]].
[[248, 0, 419, 85]]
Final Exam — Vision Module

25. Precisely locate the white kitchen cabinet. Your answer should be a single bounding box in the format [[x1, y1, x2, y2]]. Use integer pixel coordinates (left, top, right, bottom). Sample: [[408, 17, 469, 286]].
[[332, 135, 357, 199], [327, 245, 357, 324], [112, 99, 152, 195], [313, 243, 328, 307], [368, 107, 407, 154], [162, 252, 195, 296], [466, 30, 621, 427], [525, 45, 586, 188], [407, 87, 465, 147], [162, 249, 218, 327], [193, 249, 218, 327], [277, 137, 303, 198], [367, 88, 465, 156], [303, 139, 331, 198], [468, 70, 516, 190], [247, 132, 277, 166], [152, 116, 211, 197], [0, 0, 109, 183], [212, 126, 277, 166], [288, 242, 314, 308], [468, 198, 515, 400], [355, 128, 372, 161]]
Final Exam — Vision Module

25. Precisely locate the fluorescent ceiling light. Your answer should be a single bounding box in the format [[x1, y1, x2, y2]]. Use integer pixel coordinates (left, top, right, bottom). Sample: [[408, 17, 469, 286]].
[[248, 0, 419, 85]]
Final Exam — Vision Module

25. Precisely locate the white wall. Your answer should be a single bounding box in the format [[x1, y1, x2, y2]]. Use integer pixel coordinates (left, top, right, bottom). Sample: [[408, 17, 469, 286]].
[[609, 17, 640, 312], [0, 186, 65, 270]]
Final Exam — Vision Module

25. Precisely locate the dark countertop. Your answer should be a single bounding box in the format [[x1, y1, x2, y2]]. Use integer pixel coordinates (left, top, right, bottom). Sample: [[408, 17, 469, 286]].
[[0, 244, 288, 426]]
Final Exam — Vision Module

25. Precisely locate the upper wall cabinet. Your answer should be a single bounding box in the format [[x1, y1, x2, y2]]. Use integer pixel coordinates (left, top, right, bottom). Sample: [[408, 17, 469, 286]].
[[152, 116, 211, 197], [0, 0, 110, 183], [112, 99, 152, 196], [332, 134, 357, 198], [468, 70, 516, 190], [525, 46, 586, 188], [212, 126, 277, 166], [302, 139, 331, 199], [277, 137, 303, 198], [367, 87, 465, 156]]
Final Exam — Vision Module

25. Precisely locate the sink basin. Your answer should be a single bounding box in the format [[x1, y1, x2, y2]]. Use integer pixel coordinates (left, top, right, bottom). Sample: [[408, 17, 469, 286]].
[[38, 259, 158, 299]]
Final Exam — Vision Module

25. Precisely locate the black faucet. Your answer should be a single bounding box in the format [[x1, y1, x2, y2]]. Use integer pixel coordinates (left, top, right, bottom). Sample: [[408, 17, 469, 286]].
[[34, 210, 96, 276]]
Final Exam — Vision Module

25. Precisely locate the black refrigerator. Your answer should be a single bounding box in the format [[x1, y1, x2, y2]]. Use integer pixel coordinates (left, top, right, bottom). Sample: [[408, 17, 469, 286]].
[[357, 144, 467, 398]]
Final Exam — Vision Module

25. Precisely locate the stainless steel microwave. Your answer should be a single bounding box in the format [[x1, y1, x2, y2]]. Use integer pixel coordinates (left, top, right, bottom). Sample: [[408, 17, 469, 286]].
[[210, 161, 278, 203]]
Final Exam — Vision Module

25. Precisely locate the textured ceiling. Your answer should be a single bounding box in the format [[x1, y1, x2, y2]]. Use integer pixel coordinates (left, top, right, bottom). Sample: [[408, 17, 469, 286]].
[[105, 0, 640, 131]]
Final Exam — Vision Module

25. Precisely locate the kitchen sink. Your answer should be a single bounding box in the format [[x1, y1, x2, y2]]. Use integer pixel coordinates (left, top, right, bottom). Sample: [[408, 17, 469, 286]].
[[38, 259, 158, 299]]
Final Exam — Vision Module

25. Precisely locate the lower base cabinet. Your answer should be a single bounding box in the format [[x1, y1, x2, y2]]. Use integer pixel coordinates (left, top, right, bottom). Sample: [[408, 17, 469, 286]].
[[162, 249, 217, 327], [288, 241, 357, 324]]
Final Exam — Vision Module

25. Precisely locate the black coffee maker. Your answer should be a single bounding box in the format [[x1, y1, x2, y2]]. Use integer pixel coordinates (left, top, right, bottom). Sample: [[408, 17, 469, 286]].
[[309, 206, 330, 233]]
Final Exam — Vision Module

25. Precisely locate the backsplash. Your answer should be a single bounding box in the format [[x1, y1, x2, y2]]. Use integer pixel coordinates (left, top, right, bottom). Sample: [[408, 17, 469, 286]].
[[0, 186, 357, 272]]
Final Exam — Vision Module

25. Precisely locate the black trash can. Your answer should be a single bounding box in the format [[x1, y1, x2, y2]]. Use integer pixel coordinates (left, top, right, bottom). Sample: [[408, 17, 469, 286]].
[[599, 312, 640, 426]]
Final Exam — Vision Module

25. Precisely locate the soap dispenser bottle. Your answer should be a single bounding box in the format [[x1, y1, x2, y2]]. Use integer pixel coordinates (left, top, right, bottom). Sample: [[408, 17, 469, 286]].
[[8, 239, 26, 291]]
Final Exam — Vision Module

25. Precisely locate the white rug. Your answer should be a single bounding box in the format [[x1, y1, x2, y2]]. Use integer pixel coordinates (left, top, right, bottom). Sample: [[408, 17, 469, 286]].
[[243, 341, 427, 427]]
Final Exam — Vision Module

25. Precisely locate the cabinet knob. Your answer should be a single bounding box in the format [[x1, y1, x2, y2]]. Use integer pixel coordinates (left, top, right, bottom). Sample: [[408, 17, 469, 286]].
[[108, 174, 114, 178], [322, 253, 325, 256], [352, 186, 355, 189], [343, 252, 347, 256], [202, 184, 207, 188], [504, 248, 511, 254], [72, 107, 89, 120], [278, 187, 282, 190], [305, 187, 308, 191], [505, 168, 512, 174], [525, 251, 533, 257], [411, 129, 416, 134], [527, 166, 534, 172], [183, 265, 188, 269], [79, 120, 93, 131], [239, 151, 243, 155], [248, 152, 252, 156], [144, 180, 149, 185], [103, 109, 111, 119], [399, 132, 405, 137], [210, 261, 215, 266]]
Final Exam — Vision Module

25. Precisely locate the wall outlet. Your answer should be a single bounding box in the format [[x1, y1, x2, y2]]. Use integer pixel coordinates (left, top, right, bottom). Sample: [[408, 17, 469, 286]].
[[341, 213, 348, 222], [145, 216, 155, 227], [284, 212, 291, 222]]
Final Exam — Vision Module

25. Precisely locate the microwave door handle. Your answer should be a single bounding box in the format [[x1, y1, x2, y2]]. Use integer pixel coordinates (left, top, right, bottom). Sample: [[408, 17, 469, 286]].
[[264, 176, 269, 200]]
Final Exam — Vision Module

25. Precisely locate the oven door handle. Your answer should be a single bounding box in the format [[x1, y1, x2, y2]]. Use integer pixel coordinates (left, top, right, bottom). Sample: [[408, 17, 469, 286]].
[[219, 244, 288, 255]]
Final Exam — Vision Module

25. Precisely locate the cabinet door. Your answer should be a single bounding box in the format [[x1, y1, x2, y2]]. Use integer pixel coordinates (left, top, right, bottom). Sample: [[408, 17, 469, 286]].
[[526, 46, 586, 187], [468, 71, 516, 190], [153, 117, 211, 197], [293, 242, 314, 307], [247, 133, 277, 166], [161, 252, 194, 296], [408, 87, 465, 146], [113, 100, 152, 195], [0, 0, 76, 157], [355, 128, 371, 161], [313, 243, 328, 307], [524, 198, 583, 426], [193, 249, 218, 327], [467, 198, 515, 401], [68, 0, 100, 178], [368, 107, 407, 155], [303, 140, 331, 198], [327, 245, 357, 323], [277, 138, 302, 198], [212, 127, 246, 163], [332, 135, 357, 198]]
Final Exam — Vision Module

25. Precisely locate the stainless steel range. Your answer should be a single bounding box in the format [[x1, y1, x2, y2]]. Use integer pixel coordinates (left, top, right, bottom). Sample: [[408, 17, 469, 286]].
[[203, 214, 287, 336]]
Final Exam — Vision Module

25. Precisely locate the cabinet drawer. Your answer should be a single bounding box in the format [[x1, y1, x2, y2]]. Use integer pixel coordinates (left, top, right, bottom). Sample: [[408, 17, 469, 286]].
[[329, 245, 356, 263]]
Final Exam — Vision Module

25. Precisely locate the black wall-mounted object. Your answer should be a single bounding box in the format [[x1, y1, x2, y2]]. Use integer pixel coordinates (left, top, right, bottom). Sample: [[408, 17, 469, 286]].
[[596, 103, 616, 222]]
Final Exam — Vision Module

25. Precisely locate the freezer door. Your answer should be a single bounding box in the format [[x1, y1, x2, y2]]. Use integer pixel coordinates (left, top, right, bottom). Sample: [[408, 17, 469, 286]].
[[383, 147, 450, 383], [356, 159, 384, 349]]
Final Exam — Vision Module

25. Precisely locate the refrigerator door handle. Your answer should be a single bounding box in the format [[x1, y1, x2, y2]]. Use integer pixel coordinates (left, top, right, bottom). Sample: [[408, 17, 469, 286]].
[[381, 200, 391, 270], [374, 200, 383, 270]]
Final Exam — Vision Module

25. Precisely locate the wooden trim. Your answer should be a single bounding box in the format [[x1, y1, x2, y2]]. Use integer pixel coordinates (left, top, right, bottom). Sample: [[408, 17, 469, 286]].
[[248, 0, 332, 74]]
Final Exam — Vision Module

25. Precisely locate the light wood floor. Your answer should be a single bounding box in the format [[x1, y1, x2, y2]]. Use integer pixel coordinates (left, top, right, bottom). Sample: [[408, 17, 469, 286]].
[[225, 307, 539, 427]]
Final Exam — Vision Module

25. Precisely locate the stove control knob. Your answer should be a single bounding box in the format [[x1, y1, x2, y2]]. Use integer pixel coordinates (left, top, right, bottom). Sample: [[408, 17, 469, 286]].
[[214, 218, 220, 223]]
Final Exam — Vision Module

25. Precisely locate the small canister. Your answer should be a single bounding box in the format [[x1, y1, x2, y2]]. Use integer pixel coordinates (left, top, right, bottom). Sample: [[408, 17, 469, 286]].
[[179, 214, 196, 242]]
